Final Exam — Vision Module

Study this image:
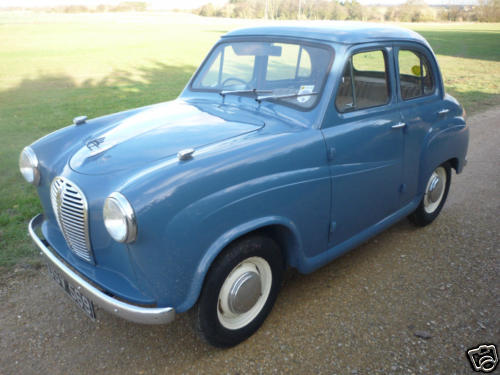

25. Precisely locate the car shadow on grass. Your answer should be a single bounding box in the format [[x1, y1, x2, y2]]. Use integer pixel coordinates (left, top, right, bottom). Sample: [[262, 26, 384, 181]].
[[0, 61, 197, 138], [0, 62, 197, 269]]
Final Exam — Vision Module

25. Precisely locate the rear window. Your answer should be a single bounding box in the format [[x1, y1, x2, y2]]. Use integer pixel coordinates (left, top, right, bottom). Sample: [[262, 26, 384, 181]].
[[398, 49, 435, 100]]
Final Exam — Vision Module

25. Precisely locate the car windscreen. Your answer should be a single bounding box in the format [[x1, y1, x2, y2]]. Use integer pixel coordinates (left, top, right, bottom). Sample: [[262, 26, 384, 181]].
[[191, 40, 334, 110]]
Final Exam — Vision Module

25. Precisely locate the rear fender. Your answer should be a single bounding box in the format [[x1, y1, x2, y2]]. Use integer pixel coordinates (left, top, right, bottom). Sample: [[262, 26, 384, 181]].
[[419, 120, 468, 194]]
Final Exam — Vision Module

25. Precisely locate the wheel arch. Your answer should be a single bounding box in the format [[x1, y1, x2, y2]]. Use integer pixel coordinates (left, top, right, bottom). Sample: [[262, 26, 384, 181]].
[[447, 157, 460, 173], [176, 216, 302, 312]]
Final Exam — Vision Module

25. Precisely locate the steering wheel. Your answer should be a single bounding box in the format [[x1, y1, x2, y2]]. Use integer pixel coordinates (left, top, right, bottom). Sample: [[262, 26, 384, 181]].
[[221, 77, 248, 88]]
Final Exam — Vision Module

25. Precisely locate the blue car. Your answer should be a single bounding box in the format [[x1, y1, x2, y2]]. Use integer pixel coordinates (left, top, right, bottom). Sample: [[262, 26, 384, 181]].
[[21, 23, 468, 347]]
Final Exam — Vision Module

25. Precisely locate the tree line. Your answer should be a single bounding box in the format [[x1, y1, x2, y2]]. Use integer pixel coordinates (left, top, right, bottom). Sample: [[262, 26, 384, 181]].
[[4, 0, 498, 22], [195, 0, 500, 22]]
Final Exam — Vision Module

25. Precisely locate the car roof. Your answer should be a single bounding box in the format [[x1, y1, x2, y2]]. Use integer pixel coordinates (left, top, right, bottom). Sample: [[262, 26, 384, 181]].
[[222, 22, 429, 47]]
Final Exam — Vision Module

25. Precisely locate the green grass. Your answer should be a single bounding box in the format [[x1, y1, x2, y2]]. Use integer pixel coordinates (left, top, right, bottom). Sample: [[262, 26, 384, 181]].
[[409, 23, 500, 112], [0, 12, 499, 268]]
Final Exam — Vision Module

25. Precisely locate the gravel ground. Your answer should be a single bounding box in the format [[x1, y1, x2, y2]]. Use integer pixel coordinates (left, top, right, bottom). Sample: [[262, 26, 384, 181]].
[[1, 108, 499, 375]]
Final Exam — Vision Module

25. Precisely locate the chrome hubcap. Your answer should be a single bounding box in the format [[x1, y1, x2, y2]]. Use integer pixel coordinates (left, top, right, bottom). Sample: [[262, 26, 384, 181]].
[[423, 166, 447, 214], [217, 256, 272, 330], [428, 175, 443, 203], [228, 271, 261, 314]]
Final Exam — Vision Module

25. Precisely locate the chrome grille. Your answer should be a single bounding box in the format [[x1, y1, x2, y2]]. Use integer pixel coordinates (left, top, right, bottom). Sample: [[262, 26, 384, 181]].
[[50, 176, 93, 262]]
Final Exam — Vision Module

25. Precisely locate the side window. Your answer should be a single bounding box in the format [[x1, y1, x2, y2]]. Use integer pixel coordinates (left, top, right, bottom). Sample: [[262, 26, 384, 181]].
[[335, 50, 390, 112], [398, 49, 435, 100]]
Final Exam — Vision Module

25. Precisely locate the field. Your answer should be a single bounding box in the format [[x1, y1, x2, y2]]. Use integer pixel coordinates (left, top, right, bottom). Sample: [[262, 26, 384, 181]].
[[0, 12, 499, 268]]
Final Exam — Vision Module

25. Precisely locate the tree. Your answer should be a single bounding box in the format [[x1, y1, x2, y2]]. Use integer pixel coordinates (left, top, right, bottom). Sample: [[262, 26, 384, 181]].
[[478, 0, 500, 21], [198, 3, 216, 17], [344, 0, 363, 20]]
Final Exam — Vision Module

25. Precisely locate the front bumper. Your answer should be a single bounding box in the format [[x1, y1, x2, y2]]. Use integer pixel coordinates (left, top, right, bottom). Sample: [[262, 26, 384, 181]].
[[29, 214, 175, 325]]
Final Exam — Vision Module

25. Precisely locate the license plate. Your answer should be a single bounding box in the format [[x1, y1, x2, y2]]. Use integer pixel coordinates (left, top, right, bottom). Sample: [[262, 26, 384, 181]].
[[46, 262, 96, 320]]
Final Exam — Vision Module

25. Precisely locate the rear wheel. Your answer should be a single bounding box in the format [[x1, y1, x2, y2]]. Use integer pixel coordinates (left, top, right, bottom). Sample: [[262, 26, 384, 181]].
[[409, 163, 451, 227], [195, 235, 283, 347]]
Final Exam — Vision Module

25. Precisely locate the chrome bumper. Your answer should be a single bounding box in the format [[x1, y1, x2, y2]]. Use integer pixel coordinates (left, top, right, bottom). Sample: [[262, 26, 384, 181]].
[[29, 214, 175, 325]]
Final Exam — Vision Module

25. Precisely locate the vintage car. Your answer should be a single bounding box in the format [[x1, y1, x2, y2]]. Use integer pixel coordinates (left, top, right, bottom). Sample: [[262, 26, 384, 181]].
[[22, 23, 468, 347]]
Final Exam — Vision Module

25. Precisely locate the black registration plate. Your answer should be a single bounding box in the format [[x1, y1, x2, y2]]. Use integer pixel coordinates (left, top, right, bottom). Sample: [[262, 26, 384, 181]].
[[46, 262, 96, 320]]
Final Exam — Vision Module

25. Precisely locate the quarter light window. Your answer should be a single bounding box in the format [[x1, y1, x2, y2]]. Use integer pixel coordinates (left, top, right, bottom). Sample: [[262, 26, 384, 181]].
[[335, 50, 390, 113], [398, 49, 435, 100]]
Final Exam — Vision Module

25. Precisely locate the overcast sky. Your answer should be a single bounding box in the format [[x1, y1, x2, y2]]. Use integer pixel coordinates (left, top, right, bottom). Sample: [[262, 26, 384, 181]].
[[0, 0, 225, 8], [0, 0, 476, 8]]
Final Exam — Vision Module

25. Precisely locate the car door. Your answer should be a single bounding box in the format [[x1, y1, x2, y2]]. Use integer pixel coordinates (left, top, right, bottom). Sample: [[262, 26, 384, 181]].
[[321, 44, 405, 247], [393, 43, 442, 205]]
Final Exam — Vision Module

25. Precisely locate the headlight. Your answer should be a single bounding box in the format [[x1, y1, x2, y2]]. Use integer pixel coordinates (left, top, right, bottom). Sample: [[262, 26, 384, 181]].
[[103, 192, 137, 243], [19, 146, 40, 186]]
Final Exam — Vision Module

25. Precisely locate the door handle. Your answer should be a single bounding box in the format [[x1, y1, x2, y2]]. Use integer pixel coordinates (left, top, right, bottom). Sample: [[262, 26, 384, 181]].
[[437, 109, 450, 115], [392, 122, 406, 129]]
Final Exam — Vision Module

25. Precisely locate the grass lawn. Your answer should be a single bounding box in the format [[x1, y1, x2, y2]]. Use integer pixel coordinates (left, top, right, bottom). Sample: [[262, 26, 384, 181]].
[[0, 12, 499, 268]]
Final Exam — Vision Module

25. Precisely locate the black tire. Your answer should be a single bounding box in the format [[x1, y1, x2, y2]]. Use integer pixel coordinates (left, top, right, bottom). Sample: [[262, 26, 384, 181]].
[[409, 162, 452, 227], [195, 235, 284, 348]]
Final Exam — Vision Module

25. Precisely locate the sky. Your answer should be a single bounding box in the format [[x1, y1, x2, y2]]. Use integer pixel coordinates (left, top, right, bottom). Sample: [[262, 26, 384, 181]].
[[0, 0, 225, 8], [0, 0, 476, 8]]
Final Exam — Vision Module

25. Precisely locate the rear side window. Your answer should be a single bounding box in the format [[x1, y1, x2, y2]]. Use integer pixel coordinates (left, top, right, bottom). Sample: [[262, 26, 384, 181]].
[[398, 49, 435, 100], [335, 50, 390, 113]]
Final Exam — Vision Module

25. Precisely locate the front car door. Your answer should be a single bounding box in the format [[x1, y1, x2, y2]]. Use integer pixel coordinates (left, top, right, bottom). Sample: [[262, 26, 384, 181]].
[[321, 43, 405, 248]]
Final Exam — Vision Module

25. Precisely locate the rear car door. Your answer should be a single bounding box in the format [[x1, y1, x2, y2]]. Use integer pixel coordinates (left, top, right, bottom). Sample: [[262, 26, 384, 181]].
[[393, 43, 442, 205], [321, 44, 405, 247]]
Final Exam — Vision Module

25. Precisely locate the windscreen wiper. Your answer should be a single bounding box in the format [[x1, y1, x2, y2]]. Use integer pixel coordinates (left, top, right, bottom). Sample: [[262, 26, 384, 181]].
[[220, 88, 272, 98], [255, 92, 319, 103]]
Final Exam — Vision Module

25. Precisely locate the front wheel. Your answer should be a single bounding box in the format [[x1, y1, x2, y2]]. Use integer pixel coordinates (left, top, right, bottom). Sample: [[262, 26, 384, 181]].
[[409, 163, 451, 227], [195, 235, 283, 347]]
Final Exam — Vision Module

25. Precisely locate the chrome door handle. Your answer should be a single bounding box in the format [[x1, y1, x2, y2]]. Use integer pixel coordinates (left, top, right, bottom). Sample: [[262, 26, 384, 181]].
[[392, 122, 406, 129], [437, 109, 450, 115]]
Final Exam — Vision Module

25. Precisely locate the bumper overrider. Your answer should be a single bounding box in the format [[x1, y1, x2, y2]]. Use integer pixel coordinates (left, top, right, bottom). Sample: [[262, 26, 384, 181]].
[[29, 214, 175, 325]]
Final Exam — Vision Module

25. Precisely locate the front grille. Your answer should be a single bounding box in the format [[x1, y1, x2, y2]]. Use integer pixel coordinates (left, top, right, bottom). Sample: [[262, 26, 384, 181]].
[[50, 176, 93, 262]]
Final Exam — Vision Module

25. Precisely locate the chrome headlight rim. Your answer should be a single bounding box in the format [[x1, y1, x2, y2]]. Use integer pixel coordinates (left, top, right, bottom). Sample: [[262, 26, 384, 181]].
[[19, 146, 40, 186], [103, 192, 137, 243]]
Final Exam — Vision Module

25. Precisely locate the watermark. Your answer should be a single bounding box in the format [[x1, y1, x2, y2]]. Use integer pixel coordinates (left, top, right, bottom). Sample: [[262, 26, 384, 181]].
[[467, 344, 498, 373]]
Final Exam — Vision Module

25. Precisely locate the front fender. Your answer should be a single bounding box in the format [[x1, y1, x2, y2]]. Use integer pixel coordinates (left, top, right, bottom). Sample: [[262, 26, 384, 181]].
[[179, 216, 301, 312], [165, 166, 330, 312], [124, 125, 330, 312]]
